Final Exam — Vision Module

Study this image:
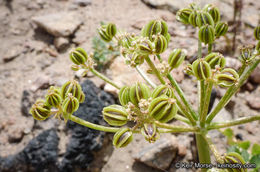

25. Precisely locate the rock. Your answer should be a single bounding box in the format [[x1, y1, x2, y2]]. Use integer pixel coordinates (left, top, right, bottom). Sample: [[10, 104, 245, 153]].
[[54, 37, 69, 51], [30, 75, 52, 92], [250, 65, 260, 84], [2, 45, 24, 62], [225, 57, 242, 71], [104, 83, 118, 97], [73, 0, 91, 7], [21, 90, 34, 117], [134, 136, 178, 170], [8, 126, 24, 143], [246, 96, 260, 110], [32, 12, 83, 37]]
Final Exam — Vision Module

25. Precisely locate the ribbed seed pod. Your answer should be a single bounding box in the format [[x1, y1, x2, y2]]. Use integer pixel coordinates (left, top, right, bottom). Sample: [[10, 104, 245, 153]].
[[189, 11, 198, 27], [102, 105, 128, 126], [129, 83, 151, 106], [215, 22, 228, 38], [98, 27, 112, 42], [141, 20, 168, 41], [176, 8, 193, 24], [137, 40, 154, 55], [239, 45, 254, 63], [78, 92, 85, 103], [224, 152, 247, 172], [151, 85, 174, 98], [113, 128, 133, 148], [62, 94, 79, 115], [192, 59, 212, 80], [61, 80, 82, 100], [106, 23, 117, 38], [198, 24, 215, 44], [69, 47, 88, 65], [254, 25, 260, 40], [215, 68, 239, 87], [30, 99, 51, 120], [196, 11, 214, 27], [256, 41, 260, 53], [141, 123, 160, 143], [204, 52, 226, 69], [119, 86, 131, 106], [149, 96, 178, 123], [168, 49, 186, 70], [203, 4, 221, 23], [45, 86, 62, 107], [154, 35, 168, 54], [121, 35, 134, 49], [133, 53, 145, 66], [184, 64, 194, 75], [165, 33, 171, 44]]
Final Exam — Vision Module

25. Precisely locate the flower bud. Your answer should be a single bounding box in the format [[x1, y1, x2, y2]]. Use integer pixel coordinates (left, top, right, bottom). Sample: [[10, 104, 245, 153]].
[[45, 86, 62, 107], [224, 152, 246, 171], [137, 40, 154, 55], [119, 86, 131, 106], [62, 94, 79, 115], [204, 52, 226, 69], [154, 35, 168, 54], [69, 47, 88, 65], [198, 25, 215, 44], [61, 80, 82, 100], [129, 82, 151, 106], [196, 11, 214, 27], [239, 45, 255, 63], [176, 8, 193, 24], [141, 123, 160, 143], [203, 4, 220, 23], [30, 99, 51, 120], [78, 92, 85, 103], [102, 105, 128, 126], [215, 68, 239, 87], [149, 96, 178, 123], [189, 11, 198, 27], [168, 49, 186, 70], [151, 85, 174, 98], [254, 25, 260, 40], [106, 23, 117, 38], [141, 20, 168, 41], [192, 59, 212, 80], [113, 128, 133, 148], [215, 22, 228, 38]]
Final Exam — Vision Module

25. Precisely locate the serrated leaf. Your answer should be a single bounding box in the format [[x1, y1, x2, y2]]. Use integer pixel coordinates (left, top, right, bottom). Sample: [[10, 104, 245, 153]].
[[238, 141, 251, 150], [252, 143, 260, 156]]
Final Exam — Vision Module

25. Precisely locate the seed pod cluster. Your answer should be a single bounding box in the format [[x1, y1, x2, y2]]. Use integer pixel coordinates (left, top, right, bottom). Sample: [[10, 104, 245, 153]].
[[141, 20, 169, 41], [98, 23, 117, 42], [154, 35, 168, 54], [215, 68, 239, 87], [223, 152, 247, 172], [137, 39, 154, 55], [176, 8, 193, 24], [204, 52, 226, 69], [141, 123, 160, 143], [192, 59, 212, 80], [119, 86, 131, 106], [168, 49, 186, 70], [129, 82, 151, 106], [69, 47, 88, 65], [196, 11, 214, 27], [151, 85, 174, 98], [198, 24, 215, 44], [215, 22, 228, 38], [61, 80, 82, 100], [113, 128, 133, 148], [30, 99, 51, 121], [45, 86, 62, 107], [62, 94, 79, 115], [239, 45, 255, 63], [203, 4, 221, 23]]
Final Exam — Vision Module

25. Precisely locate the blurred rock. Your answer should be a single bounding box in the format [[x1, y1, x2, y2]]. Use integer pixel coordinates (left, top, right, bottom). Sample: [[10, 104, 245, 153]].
[[3, 45, 24, 62], [250, 65, 260, 84], [104, 83, 118, 97], [246, 96, 260, 110], [8, 126, 24, 143], [225, 57, 241, 71], [73, 0, 91, 7], [54, 37, 69, 51], [134, 136, 178, 170], [30, 75, 52, 92], [32, 12, 83, 37]]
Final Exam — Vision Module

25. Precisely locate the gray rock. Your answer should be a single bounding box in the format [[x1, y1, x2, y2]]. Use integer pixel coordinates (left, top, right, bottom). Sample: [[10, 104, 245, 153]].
[[246, 96, 260, 110], [3, 45, 24, 62], [32, 12, 83, 37], [225, 57, 242, 71], [73, 0, 91, 7], [54, 37, 69, 51], [250, 65, 260, 84]]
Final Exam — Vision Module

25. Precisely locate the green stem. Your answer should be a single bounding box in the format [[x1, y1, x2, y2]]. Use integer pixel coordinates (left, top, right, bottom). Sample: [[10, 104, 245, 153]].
[[200, 81, 213, 127], [238, 63, 247, 76], [144, 56, 166, 84], [167, 74, 198, 123], [156, 54, 163, 63], [208, 43, 213, 53], [195, 134, 211, 172], [203, 134, 224, 163], [174, 114, 191, 125], [198, 40, 202, 58], [135, 66, 156, 88], [207, 114, 260, 130], [206, 59, 260, 123], [155, 121, 199, 132], [90, 68, 120, 89], [199, 80, 205, 121], [69, 115, 120, 132]]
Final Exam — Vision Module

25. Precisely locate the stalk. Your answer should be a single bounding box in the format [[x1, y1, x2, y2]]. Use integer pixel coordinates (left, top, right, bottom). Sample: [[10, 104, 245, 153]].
[[195, 134, 211, 172], [144, 56, 166, 84], [200, 81, 213, 127], [135, 66, 156, 88], [155, 121, 199, 132], [203, 134, 224, 163], [174, 114, 191, 125]]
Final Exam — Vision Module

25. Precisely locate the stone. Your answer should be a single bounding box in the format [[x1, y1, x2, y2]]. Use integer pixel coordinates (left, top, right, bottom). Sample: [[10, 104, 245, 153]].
[[225, 57, 242, 71], [134, 136, 178, 170], [246, 96, 260, 110], [73, 0, 91, 7], [54, 37, 69, 51], [30, 75, 52, 92], [8, 126, 24, 143], [32, 12, 83, 37], [250, 65, 260, 84], [2, 45, 24, 62], [104, 83, 118, 97]]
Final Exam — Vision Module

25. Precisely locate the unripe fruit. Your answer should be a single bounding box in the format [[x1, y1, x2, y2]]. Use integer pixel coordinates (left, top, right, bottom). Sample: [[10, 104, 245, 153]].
[[78, 92, 85, 103], [106, 23, 117, 38], [62, 94, 79, 115], [196, 11, 214, 27], [254, 25, 260, 40], [203, 4, 221, 23], [141, 123, 160, 143], [224, 152, 247, 172], [189, 11, 198, 27], [176, 8, 193, 24], [198, 24, 215, 44], [30, 99, 51, 120], [215, 22, 228, 38], [151, 85, 174, 98], [137, 40, 154, 55], [239, 45, 255, 63], [102, 105, 128, 126], [215, 68, 239, 87], [154, 35, 168, 54], [192, 59, 212, 80], [69, 47, 88, 65], [113, 128, 133, 148], [99, 27, 112, 42], [98, 23, 117, 42], [45, 86, 62, 107], [149, 96, 178, 123], [168, 49, 186, 70], [61, 80, 82, 100], [141, 20, 168, 41], [119, 86, 131, 106], [129, 82, 151, 106], [204, 52, 226, 69]]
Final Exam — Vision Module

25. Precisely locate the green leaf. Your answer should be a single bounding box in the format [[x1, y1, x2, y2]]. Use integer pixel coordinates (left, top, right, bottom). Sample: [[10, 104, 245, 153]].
[[238, 141, 251, 150], [252, 143, 260, 156], [249, 155, 260, 170], [223, 128, 234, 138], [241, 149, 250, 162], [227, 145, 240, 154]]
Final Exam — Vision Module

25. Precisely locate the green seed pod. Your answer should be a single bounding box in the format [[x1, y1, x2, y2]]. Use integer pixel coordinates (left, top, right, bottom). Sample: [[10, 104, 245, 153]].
[[254, 25, 260, 40], [215, 22, 228, 38], [215, 68, 239, 87], [61, 80, 82, 100], [121, 35, 134, 49], [176, 8, 193, 24], [113, 128, 133, 148], [196, 11, 214, 27], [184, 64, 194, 75], [98, 27, 112, 42], [30, 99, 51, 121], [106, 23, 117, 38], [168, 49, 186, 70], [78, 92, 85, 103], [129, 82, 151, 106], [192, 59, 212, 80], [224, 152, 247, 172], [189, 11, 198, 27], [152, 85, 174, 98], [239, 45, 255, 63], [69, 47, 88, 65], [256, 41, 260, 53], [149, 96, 178, 123], [204, 52, 226, 69], [45, 86, 62, 107], [137, 40, 154, 55], [198, 24, 215, 44], [119, 86, 131, 106], [102, 105, 128, 126], [154, 35, 168, 54], [165, 33, 171, 44], [141, 123, 160, 143], [141, 20, 168, 41], [62, 94, 79, 115], [203, 4, 221, 23]]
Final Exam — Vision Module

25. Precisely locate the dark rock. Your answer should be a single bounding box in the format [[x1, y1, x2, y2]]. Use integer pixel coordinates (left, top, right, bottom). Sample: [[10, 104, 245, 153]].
[[73, 0, 91, 7], [235, 133, 243, 141], [21, 90, 33, 117]]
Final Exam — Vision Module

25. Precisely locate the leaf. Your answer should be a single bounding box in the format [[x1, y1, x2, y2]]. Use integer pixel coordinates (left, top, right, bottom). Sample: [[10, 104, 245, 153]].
[[241, 149, 250, 162], [227, 145, 240, 154], [252, 143, 260, 156], [249, 155, 260, 170], [223, 128, 234, 138], [238, 141, 251, 150]]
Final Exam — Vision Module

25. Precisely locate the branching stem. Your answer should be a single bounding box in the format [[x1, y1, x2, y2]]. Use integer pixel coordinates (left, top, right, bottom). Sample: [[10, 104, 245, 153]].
[[135, 66, 156, 88]]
